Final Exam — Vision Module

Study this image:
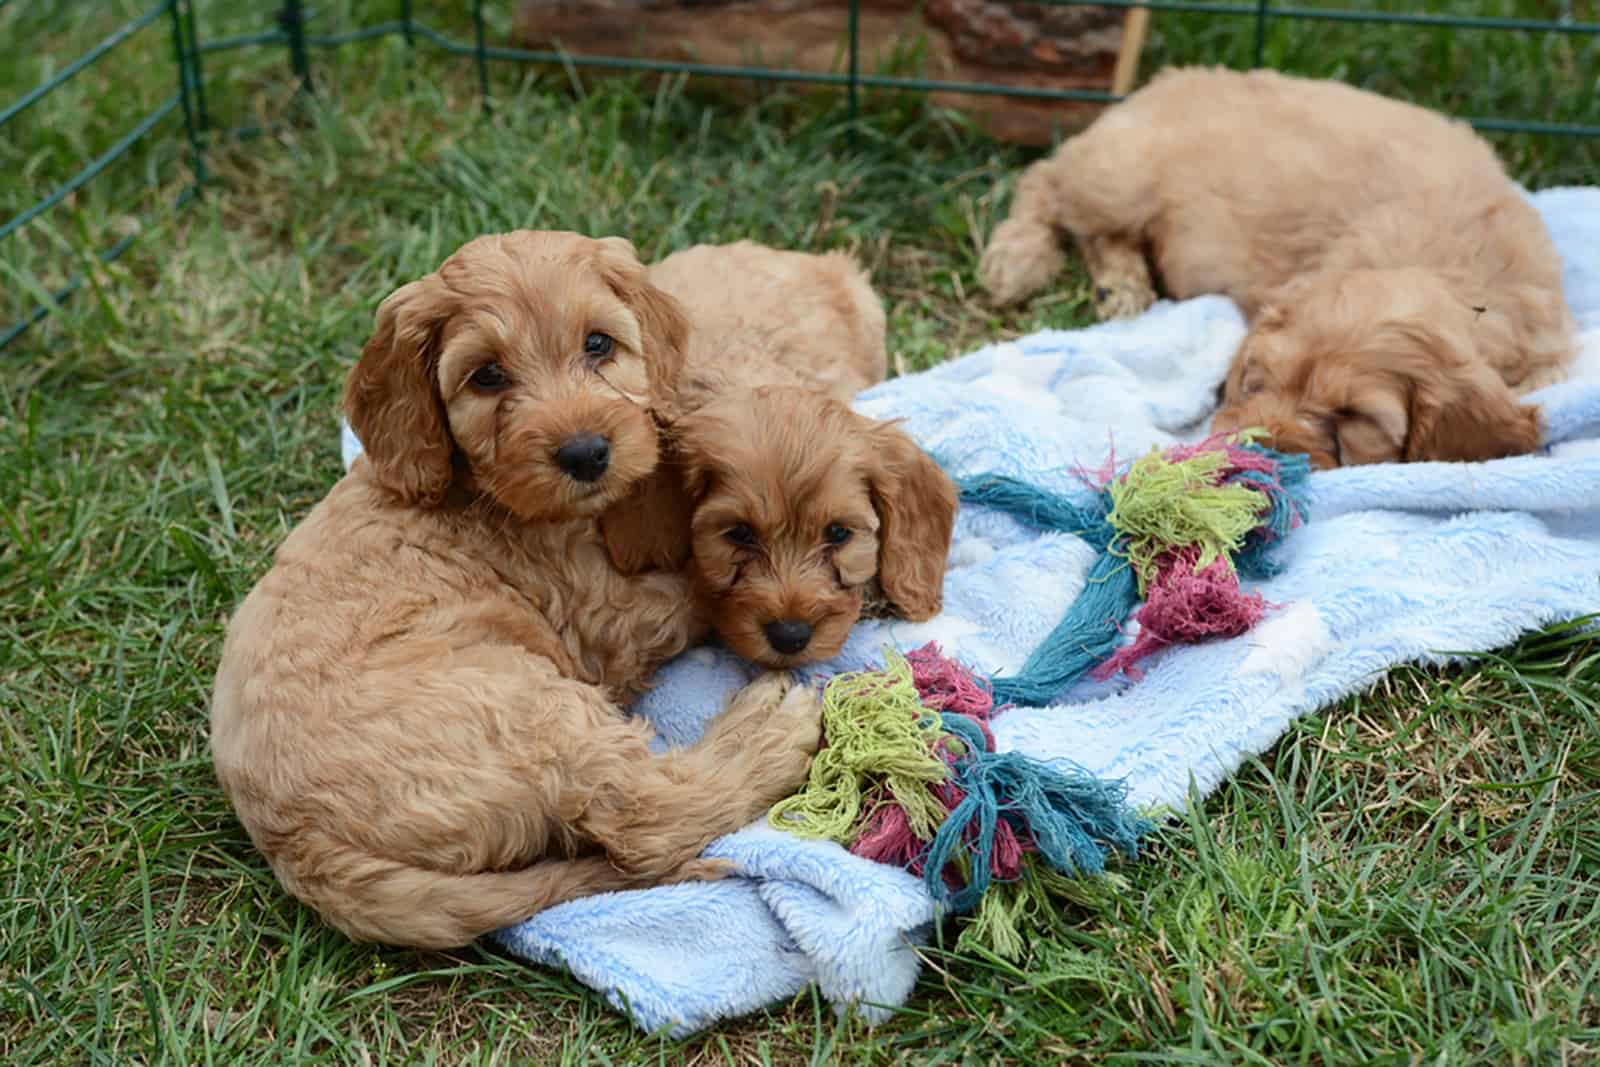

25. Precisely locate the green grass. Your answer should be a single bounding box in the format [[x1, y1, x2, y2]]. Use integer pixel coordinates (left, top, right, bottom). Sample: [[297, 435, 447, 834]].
[[3, 2, 1599, 1063]]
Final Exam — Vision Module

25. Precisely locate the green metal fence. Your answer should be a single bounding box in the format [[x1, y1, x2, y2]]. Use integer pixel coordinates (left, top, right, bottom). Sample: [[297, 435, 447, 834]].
[[3, 0, 1598, 349]]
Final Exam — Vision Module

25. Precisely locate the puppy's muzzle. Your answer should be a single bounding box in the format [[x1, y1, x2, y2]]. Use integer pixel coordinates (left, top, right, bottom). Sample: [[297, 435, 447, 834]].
[[554, 434, 612, 483], [762, 619, 813, 656]]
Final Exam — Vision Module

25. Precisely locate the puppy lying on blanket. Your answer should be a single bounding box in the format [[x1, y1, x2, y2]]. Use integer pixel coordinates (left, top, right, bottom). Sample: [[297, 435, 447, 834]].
[[981, 66, 1577, 468], [607, 241, 959, 667], [211, 232, 822, 949]]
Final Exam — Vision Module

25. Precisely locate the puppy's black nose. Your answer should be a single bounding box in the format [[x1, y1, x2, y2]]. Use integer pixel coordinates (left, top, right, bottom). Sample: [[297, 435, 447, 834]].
[[1093, 286, 1111, 302], [555, 434, 611, 483], [763, 619, 813, 656]]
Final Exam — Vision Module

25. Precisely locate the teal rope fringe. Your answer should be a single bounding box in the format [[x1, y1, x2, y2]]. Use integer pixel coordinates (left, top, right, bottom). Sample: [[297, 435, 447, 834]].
[[988, 553, 1139, 706], [923, 712, 1153, 913], [953, 473, 1112, 549], [953, 474, 1133, 705]]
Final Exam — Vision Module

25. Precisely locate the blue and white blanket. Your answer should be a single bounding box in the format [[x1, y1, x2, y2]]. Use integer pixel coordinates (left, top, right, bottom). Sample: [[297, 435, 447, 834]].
[[340, 187, 1600, 1036]]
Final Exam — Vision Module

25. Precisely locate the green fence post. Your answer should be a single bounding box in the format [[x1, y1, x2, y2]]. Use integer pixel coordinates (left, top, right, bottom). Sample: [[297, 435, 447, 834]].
[[473, 0, 491, 112], [1252, 0, 1272, 67], [847, 0, 860, 125], [181, 0, 210, 131], [167, 0, 207, 184], [280, 0, 313, 93], [400, 0, 414, 48]]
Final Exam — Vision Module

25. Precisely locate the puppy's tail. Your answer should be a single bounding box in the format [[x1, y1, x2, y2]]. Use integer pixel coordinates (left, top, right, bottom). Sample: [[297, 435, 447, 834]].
[[280, 847, 640, 949]]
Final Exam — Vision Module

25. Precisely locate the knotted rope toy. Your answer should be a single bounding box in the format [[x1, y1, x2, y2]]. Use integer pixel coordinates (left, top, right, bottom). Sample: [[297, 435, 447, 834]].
[[957, 429, 1311, 698], [769, 432, 1311, 956], [770, 644, 1150, 948]]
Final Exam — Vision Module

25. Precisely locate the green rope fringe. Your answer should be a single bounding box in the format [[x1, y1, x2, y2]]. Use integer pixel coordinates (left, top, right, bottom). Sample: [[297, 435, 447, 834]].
[[768, 649, 950, 843], [1106, 447, 1267, 595]]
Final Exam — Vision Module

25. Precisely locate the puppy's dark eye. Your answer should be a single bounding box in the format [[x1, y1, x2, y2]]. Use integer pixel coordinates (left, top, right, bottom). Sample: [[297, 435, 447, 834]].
[[469, 363, 510, 391], [584, 332, 615, 362], [824, 523, 852, 546], [724, 523, 757, 548]]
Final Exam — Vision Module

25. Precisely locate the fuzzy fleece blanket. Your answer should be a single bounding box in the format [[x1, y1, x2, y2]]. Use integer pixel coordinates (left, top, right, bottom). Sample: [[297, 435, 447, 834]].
[[338, 187, 1600, 1036]]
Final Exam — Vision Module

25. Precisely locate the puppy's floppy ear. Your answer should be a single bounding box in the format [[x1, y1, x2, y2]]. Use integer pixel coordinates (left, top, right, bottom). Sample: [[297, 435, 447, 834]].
[[1403, 362, 1544, 463], [599, 435, 699, 575], [1332, 386, 1410, 466], [1397, 317, 1544, 463], [864, 421, 959, 621], [593, 237, 690, 404], [344, 276, 456, 505]]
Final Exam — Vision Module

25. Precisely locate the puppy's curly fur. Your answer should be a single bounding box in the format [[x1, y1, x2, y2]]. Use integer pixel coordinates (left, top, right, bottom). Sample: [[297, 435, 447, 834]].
[[654, 240, 891, 404], [980, 67, 1576, 468], [211, 232, 822, 949], [601, 241, 959, 668]]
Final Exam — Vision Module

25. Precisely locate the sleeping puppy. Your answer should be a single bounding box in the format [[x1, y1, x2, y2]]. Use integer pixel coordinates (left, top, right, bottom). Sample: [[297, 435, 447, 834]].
[[1217, 268, 1557, 467], [979, 66, 1576, 468], [211, 231, 822, 949], [601, 241, 959, 667]]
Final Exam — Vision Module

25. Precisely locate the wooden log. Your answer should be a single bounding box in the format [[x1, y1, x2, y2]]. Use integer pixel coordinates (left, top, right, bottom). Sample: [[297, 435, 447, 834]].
[[513, 0, 1146, 146]]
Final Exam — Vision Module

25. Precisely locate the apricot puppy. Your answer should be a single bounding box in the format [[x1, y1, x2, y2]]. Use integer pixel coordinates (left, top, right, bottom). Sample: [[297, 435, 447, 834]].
[[677, 384, 958, 668], [211, 231, 821, 949], [603, 241, 958, 667], [980, 67, 1575, 467]]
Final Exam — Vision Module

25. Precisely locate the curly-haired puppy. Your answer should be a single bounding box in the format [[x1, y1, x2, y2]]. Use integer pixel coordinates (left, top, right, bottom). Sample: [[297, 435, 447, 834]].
[[980, 66, 1576, 468], [675, 383, 958, 668], [210, 231, 821, 949], [602, 241, 959, 667]]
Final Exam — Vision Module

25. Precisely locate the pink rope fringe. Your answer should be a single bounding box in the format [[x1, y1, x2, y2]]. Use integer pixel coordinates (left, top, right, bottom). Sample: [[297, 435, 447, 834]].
[[1091, 546, 1269, 681]]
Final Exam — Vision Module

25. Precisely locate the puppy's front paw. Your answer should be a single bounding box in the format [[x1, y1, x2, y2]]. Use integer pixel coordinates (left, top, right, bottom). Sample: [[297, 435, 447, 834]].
[[703, 670, 796, 757], [769, 682, 823, 760], [980, 220, 1065, 307], [735, 669, 797, 708], [745, 683, 823, 808], [1092, 279, 1157, 321]]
